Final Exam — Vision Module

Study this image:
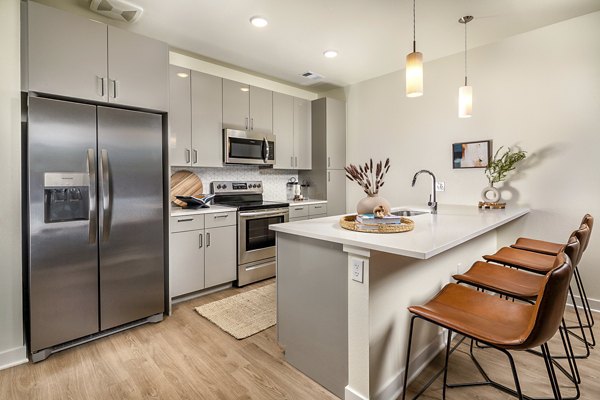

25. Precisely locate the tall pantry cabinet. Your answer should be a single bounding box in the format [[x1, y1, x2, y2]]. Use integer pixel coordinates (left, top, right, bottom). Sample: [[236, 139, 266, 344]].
[[299, 98, 346, 215]]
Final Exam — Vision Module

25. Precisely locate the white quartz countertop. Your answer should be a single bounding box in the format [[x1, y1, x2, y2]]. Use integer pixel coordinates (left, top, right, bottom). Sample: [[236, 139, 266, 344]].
[[270, 204, 529, 259], [170, 205, 237, 217]]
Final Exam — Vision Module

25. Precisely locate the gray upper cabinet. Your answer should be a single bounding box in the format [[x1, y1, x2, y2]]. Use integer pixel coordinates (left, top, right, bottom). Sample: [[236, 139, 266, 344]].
[[222, 79, 250, 130], [294, 97, 312, 170], [27, 2, 108, 102], [325, 98, 346, 170], [25, 2, 168, 111], [191, 71, 223, 167], [107, 26, 169, 111], [223, 79, 273, 134], [249, 86, 273, 133], [273, 93, 294, 169], [273, 94, 311, 170], [169, 66, 192, 166]]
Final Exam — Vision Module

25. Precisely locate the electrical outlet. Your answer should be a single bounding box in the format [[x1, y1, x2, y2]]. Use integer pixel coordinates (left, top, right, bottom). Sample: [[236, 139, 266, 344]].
[[435, 181, 445, 192], [352, 259, 364, 283]]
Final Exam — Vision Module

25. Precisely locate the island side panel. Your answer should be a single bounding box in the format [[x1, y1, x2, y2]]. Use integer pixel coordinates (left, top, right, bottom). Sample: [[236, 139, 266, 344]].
[[367, 231, 497, 399], [276, 232, 349, 398]]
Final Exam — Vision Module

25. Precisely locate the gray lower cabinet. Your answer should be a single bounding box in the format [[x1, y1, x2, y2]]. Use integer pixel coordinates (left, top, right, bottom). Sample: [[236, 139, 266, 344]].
[[288, 203, 327, 222], [205, 225, 237, 288], [170, 229, 205, 297], [25, 2, 168, 111], [169, 212, 236, 298]]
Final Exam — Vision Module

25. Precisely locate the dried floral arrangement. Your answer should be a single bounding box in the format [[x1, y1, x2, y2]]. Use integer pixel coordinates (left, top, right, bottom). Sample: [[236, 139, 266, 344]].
[[345, 158, 390, 196], [485, 147, 527, 185]]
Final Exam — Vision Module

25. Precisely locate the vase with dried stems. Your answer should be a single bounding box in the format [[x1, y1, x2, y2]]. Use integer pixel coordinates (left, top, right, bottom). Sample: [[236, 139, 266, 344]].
[[345, 158, 392, 215]]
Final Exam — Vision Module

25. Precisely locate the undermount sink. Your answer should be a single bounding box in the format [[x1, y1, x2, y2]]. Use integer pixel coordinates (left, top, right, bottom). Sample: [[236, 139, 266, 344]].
[[391, 210, 429, 217]]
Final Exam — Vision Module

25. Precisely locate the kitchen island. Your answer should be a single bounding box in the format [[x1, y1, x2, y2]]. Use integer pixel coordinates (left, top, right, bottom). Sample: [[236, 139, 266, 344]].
[[270, 204, 529, 400]]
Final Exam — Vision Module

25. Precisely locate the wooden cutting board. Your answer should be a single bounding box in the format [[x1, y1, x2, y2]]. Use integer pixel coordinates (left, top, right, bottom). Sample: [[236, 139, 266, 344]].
[[170, 170, 203, 207]]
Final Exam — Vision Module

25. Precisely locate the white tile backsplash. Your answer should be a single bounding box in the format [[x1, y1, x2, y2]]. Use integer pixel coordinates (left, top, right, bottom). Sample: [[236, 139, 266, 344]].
[[171, 166, 297, 201]]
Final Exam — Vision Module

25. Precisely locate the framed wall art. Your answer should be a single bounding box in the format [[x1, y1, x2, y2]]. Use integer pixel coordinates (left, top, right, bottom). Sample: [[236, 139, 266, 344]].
[[452, 140, 492, 169]]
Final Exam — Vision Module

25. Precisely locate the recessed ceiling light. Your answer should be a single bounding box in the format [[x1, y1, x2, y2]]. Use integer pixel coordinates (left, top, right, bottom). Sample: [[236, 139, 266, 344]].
[[240, 87, 249, 92], [250, 16, 268, 28], [176, 72, 189, 78], [323, 50, 338, 58]]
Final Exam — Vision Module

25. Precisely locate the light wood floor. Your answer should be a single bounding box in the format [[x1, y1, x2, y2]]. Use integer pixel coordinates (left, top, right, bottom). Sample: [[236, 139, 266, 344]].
[[1, 279, 599, 400]]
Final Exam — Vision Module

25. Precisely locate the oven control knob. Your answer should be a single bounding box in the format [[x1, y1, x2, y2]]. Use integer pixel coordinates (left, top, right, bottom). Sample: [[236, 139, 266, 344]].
[[216, 184, 222, 189], [222, 184, 227, 189], [257, 183, 261, 188], [251, 184, 256, 188]]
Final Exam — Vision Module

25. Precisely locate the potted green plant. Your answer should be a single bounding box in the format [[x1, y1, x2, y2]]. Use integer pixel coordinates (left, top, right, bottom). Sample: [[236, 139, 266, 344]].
[[481, 147, 527, 203]]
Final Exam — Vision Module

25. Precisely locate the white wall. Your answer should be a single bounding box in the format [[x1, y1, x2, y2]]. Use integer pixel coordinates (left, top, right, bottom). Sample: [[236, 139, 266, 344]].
[[0, 0, 27, 369], [345, 12, 600, 301]]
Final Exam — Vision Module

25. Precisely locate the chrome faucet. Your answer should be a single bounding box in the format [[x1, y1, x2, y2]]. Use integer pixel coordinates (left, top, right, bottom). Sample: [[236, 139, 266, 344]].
[[411, 170, 438, 214]]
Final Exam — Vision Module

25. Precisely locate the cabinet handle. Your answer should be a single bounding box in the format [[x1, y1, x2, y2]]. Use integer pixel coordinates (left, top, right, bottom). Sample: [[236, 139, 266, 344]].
[[328, 157, 331, 167], [177, 218, 193, 222], [328, 171, 331, 182], [250, 118, 254, 130], [185, 149, 191, 163], [206, 232, 211, 247], [294, 207, 304, 211], [295, 156, 298, 168], [314, 206, 322, 209], [97, 76, 105, 97], [245, 117, 249, 130], [111, 79, 118, 99], [199, 232, 203, 248], [291, 156, 294, 167], [213, 214, 229, 219], [193, 149, 198, 164]]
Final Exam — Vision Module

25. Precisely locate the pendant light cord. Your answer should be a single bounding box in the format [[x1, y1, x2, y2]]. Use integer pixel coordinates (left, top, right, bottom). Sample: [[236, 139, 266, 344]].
[[464, 19, 468, 86], [412, 0, 416, 52]]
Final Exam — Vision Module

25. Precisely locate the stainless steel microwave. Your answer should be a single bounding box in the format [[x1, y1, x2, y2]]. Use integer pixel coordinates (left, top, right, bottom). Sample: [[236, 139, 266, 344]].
[[224, 129, 275, 166]]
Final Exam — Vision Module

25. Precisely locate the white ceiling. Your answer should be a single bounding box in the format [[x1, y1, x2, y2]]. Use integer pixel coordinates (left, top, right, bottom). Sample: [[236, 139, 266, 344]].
[[38, 0, 600, 90]]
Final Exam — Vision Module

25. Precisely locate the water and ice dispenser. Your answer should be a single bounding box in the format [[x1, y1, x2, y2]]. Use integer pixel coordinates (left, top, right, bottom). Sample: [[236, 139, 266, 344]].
[[44, 173, 90, 223]]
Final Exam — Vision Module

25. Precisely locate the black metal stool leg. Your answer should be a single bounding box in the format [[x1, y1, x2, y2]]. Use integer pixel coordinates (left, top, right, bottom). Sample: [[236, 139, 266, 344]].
[[402, 316, 418, 400], [571, 266, 595, 346], [442, 330, 453, 399], [566, 287, 591, 358]]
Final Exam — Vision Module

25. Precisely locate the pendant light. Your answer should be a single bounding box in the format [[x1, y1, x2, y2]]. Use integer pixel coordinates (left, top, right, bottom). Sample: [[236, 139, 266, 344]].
[[406, 0, 423, 97], [458, 16, 473, 118]]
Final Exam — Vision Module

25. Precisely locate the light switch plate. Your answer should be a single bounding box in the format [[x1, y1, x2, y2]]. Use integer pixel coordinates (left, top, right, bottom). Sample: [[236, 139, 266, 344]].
[[352, 259, 364, 283]]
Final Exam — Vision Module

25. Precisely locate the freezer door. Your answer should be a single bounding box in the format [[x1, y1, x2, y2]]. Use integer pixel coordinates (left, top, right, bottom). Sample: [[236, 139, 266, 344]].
[[97, 107, 164, 330], [28, 97, 99, 353]]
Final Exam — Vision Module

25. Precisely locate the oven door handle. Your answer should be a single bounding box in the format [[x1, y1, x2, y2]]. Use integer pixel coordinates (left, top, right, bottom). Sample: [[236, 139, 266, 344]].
[[239, 210, 288, 218]]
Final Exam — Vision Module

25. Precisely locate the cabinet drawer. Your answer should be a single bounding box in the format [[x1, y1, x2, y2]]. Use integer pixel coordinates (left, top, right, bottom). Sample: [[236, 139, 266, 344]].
[[309, 203, 327, 216], [289, 205, 309, 219], [205, 211, 236, 228], [170, 215, 205, 233], [289, 216, 308, 222]]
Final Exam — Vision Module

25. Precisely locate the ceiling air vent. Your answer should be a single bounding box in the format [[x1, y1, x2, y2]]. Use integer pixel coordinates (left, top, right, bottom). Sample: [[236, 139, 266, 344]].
[[300, 71, 325, 81], [89, 0, 143, 23]]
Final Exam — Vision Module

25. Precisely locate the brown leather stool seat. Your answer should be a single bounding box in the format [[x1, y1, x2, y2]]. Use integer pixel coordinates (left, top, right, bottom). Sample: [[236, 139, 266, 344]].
[[483, 247, 556, 274], [453, 261, 543, 301], [402, 252, 575, 400], [512, 214, 593, 256]]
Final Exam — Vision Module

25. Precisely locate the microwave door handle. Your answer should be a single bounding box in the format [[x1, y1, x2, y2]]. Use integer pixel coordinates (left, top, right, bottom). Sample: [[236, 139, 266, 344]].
[[263, 137, 269, 163]]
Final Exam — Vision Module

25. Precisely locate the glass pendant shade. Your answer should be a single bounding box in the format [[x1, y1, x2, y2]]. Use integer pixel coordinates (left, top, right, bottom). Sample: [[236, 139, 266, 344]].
[[406, 51, 423, 97], [458, 85, 473, 118]]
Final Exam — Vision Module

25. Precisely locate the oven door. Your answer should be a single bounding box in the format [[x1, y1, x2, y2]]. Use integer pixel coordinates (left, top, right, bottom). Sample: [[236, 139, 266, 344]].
[[224, 129, 275, 165], [238, 208, 289, 265]]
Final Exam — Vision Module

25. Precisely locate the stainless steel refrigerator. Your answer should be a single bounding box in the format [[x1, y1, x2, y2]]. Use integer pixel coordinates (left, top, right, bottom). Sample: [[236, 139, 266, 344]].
[[26, 96, 165, 362]]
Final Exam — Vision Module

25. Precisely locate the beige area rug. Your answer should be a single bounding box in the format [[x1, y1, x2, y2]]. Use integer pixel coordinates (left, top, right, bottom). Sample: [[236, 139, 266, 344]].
[[195, 283, 276, 339]]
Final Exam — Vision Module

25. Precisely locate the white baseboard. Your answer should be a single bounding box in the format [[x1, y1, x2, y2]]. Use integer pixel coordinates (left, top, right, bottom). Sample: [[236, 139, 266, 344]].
[[566, 294, 600, 314], [345, 385, 368, 400], [0, 345, 28, 371], [374, 331, 446, 400]]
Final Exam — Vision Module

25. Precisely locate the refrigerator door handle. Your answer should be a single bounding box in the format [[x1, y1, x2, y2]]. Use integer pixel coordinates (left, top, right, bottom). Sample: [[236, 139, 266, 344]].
[[100, 149, 112, 241], [87, 148, 97, 244]]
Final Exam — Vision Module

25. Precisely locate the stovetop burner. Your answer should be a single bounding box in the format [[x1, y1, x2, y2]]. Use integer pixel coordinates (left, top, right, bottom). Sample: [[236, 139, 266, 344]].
[[210, 180, 289, 211]]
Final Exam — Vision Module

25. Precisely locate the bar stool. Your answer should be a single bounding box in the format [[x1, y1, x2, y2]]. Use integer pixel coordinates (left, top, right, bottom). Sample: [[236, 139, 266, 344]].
[[402, 251, 574, 400], [484, 221, 594, 355], [454, 235, 582, 385], [511, 215, 595, 348]]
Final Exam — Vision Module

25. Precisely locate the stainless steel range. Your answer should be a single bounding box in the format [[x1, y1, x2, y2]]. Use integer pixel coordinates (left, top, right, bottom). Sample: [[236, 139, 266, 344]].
[[211, 181, 289, 286]]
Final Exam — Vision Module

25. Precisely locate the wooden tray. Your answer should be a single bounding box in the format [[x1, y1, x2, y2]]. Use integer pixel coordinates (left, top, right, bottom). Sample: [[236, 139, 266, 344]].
[[170, 170, 203, 207], [339, 215, 414, 234]]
